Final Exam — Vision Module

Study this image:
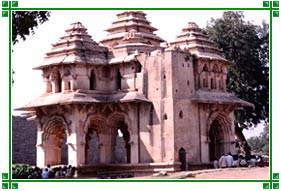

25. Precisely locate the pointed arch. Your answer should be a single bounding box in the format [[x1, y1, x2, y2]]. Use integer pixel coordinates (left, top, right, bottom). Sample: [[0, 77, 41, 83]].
[[89, 69, 96, 90], [41, 115, 70, 166], [213, 64, 219, 73]]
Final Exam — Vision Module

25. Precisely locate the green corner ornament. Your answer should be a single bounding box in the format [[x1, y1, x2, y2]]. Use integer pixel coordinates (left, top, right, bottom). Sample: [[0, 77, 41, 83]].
[[263, 1, 270, 7], [273, 183, 279, 189], [263, 183, 270, 189], [12, 1, 18, 7], [273, 173, 279, 179], [12, 183, 18, 189], [273, 1, 279, 7], [2, 1, 8, 7], [2, 173, 8, 179], [2, 183, 9, 189], [2, 11, 8, 17], [273, 11, 279, 17]]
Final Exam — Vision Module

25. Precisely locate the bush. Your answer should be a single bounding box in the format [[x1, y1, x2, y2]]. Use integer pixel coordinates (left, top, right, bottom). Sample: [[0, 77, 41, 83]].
[[12, 164, 33, 179]]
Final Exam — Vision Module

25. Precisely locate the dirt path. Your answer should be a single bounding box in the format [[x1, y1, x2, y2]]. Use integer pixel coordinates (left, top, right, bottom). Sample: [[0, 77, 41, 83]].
[[133, 167, 269, 179], [185, 167, 269, 179]]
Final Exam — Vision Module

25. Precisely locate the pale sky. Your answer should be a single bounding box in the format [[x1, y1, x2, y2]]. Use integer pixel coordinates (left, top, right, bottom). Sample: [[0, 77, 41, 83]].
[[12, 10, 269, 137]]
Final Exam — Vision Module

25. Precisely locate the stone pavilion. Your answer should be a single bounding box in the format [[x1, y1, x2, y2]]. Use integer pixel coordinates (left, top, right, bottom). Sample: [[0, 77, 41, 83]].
[[17, 11, 252, 175]]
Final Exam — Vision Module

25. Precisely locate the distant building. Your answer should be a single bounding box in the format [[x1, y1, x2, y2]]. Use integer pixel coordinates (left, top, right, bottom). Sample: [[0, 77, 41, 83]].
[[16, 11, 251, 175]]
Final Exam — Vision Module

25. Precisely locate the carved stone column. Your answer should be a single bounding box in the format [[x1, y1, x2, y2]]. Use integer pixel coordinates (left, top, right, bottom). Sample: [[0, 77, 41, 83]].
[[66, 133, 78, 166], [129, 134, 138, 163], [36, 131, 45, 167], [99, 133, 114, 164]]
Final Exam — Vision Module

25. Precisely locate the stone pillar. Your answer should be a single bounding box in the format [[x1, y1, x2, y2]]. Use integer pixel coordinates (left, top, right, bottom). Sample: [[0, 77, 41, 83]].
[[70, 80, 74, 91], [66, 112, 87, 166], [51, 81, 56, 94], [36, 130, 44, 167], [66, 133, 78, 166], [201, 138, 209, 163], [222, 75, 227, 91], [62, 80, 67, 92], [99, 134, 114, 164], [129, 134, 139, 163], [43, 78, 52, 93], [43, 135, 60, 166]]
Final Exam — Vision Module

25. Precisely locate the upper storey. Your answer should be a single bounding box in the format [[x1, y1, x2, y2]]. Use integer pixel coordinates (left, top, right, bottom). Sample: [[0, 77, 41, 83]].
[[171, 22, 229, 92], [100, 11, 165, 50], [34, 22, 108, 70], [171, 22, 226, 61]]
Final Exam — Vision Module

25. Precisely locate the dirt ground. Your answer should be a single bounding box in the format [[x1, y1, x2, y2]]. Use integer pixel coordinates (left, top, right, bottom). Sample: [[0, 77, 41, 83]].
[[134, 167, 269, 179], [184, 167, 269, 179]]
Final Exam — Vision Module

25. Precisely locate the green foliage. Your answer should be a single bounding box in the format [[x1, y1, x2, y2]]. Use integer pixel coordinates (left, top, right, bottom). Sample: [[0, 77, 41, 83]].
[[247, 124, 269, 154], [12, 164, 33, 179], [12, 11, 51, 45], [206, 11, 269, 129]]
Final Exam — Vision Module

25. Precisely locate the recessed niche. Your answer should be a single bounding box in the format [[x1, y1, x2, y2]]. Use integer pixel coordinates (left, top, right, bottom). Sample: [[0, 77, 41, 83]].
[[179, 111, 183, 119], [163, 113, 168, 120], [184, 55, 190, 62]]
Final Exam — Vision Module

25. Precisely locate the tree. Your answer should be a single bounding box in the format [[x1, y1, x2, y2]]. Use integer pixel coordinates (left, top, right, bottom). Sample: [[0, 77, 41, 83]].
[[247, 124, 269, 154], [12, 11, 51, 45], [12, 11, 51, 84], [206, 12, 269, 156]]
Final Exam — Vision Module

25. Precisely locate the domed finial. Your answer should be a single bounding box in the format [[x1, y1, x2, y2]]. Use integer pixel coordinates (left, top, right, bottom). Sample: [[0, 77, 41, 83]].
[[187, 22, 199, 29]]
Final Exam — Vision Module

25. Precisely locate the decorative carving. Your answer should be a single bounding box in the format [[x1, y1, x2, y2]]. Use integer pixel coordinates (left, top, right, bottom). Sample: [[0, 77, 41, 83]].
[[101, 104, 114, 116]]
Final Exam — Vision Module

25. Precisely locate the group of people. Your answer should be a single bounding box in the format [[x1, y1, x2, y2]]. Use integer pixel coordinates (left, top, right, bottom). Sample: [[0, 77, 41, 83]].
[[213, 152, 266, 168], [28, 165, 76, 179]]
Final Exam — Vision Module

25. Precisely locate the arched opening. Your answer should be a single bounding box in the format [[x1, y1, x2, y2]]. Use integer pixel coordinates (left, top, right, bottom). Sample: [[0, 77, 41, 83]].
[[209, 119, 225, 161], [89, 70, 96, 90], [61, 134, 68, 165], [116, 68, 122, 90], [149, 105, 154, 125], [211, 78, 216, 89], [42, 117, 68, 166], [203, 64, 208, 72], [114, 121, 130, 164], [85, 128, 99, 164], [179, 148, 186, 171], [213, 64, 219, 73], [57, 71, 62, 92], [135, 62, 142, 73]]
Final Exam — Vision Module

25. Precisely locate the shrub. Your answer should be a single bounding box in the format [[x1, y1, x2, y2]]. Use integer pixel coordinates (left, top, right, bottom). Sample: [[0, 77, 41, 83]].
[[12, 164, 33, 179]]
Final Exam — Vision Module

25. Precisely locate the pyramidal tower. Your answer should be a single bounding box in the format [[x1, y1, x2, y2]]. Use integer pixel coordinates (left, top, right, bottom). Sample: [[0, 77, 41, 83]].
[[101, 11, 164, 49]]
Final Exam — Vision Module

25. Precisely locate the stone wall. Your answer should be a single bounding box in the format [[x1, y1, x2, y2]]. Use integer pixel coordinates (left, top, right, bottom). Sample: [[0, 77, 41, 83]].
[[12, 116, 37, 165]]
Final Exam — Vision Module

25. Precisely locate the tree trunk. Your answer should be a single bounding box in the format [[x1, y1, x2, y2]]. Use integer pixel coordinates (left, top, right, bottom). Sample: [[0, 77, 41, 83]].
[[235, 124, 251, 159]]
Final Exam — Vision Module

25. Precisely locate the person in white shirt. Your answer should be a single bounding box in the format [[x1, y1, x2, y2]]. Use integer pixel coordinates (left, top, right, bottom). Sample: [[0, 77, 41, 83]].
[[219, 154, 227, 168], [213, 157, 219, 169], [226, 152, 234, 167]]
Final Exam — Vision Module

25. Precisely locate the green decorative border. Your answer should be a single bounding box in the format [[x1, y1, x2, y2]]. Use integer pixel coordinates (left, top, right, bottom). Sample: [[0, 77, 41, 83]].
[[1, 0, 280, 190]]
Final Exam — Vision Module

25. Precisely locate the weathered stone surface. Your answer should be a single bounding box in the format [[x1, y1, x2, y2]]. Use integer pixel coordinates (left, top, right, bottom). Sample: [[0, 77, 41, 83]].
[[14, 11, 252, 174]]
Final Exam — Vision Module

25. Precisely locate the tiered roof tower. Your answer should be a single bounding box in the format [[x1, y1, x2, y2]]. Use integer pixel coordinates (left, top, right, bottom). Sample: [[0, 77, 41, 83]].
[[101, 11, 164, 49]]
